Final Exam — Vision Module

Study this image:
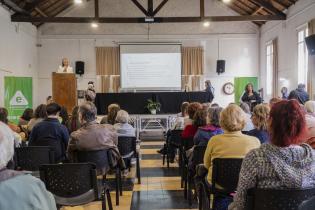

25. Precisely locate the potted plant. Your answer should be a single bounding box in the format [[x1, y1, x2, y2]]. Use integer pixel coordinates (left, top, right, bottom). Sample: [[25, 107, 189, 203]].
[[146, 99, 161, 115]]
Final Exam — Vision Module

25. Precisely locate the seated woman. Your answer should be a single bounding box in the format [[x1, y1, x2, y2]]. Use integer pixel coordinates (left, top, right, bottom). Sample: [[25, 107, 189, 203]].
[[239, 102, 254, 133], [18, 108, 33, 126], [204, 104, 260, 188], [27, 104, 47, 132], [194, 107, 223, 146], [67, 106, 81, 133], [100, 104, 120, 125], [240, 83, 262, 110], [0, 107, 22, 146], [228, 100, 315, 210], [247, 104, 270, 144], [304, 101, 315, 148], [172, 102, 190, 130], [0, 122, 57, 210], [114, 110, 136, 137], [182, 102, 202, 139]]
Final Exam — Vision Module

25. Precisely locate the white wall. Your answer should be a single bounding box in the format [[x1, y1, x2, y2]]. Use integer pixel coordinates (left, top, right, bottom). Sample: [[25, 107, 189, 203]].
[[0, 6, 38, 107], [260, 0, 315, 101], [37, 0, 259, 107]]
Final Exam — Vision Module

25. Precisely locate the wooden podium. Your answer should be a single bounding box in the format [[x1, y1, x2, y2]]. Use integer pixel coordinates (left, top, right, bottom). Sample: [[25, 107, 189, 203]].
[[52, 72, 77, 112]]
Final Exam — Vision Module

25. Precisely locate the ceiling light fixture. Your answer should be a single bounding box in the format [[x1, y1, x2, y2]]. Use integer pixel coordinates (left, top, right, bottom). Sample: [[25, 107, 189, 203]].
[[91, 22, 99, 28], [74, 0, 83, 4], [203, 21, 210, 27], [222, 0, 231, 3]]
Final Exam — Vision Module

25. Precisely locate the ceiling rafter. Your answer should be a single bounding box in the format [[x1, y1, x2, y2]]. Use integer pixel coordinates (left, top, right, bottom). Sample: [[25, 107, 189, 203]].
[[250, 0, 286, 17]]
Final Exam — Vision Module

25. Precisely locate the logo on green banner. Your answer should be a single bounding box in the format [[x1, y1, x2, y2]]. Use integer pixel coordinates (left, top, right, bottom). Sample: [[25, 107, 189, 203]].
[[4, 77, 33, 124]]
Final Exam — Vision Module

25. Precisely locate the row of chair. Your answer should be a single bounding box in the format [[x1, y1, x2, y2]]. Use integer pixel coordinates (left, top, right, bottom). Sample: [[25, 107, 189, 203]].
[[164, 129, 315, 210], [13, 136, 140, 210]]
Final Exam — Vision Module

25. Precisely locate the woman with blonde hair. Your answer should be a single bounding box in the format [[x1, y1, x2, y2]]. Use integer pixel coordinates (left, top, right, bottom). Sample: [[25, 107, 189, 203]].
[[114, 110, 135, 137], [100, 104, 120, 125], [247, 104, 270, 144]]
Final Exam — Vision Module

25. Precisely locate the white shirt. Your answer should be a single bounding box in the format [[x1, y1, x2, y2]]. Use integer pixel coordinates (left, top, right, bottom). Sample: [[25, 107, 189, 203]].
[[57, 66, 73, 73]]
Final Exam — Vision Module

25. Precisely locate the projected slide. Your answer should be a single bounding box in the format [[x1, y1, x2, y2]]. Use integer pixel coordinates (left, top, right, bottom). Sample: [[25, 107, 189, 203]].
[[120, 44, 182, 91]]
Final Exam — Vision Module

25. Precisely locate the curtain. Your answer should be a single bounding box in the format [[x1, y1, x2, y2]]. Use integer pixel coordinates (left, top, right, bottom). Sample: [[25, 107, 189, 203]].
[[308, 19, 315, 99], [272, 38, 279, 98], [100, 76, 111, 93], [96, 47, 120, 75], [181, 75, 190, 91], [191, 76, 202, 91], [182, 47, 204, 75], [112, 76, 121, 93]]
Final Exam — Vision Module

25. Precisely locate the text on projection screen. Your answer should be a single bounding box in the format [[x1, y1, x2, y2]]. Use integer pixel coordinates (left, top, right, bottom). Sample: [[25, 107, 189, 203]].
[[120, 44, 182, 91]]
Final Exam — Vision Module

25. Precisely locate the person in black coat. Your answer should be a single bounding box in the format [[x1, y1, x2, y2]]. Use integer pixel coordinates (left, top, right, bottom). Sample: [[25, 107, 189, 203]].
[[204, 80, 214, 103], [241, 83, 262, 111]]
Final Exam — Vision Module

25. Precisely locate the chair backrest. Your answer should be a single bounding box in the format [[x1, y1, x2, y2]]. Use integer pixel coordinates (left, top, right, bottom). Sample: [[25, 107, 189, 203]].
[[117, 136, 136, 156], [246, 188, 315, 210], [169, 130, 182, 146], [182, 137, 194, 151], [39, 163, 98, 199], [15, 146, 55, 171], [76, 150, 110, 171], [211, 158, 243, 193], [191, 145, 207, 166]]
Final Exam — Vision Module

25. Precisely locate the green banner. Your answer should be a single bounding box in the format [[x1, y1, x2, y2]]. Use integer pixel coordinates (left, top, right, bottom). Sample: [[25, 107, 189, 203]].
[[234, 77, 258, 104], [4, 77, 33, 124]]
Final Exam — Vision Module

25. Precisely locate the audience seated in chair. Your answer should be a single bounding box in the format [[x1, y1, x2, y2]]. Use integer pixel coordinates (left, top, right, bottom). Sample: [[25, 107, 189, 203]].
[[18, 108, 33, 127], [66, 106, 81, 134], [269, 97, 282, 108], [0, 107, 22, 146], [27, 104, 47, 133], [100, 103, 120, 125], [114, 110, 136, 137], [172, 102, 190, 130], [247, 104, 270, 144], [182, 102, 202, 139], [193, 106, 223, 147], [305, 101, 315, 149], [67, 102, 119, 174], [29, 103, 69, 162], [239, 102, 254, 133], [0, 122, 57, 210], [228, 100, 315, 210]]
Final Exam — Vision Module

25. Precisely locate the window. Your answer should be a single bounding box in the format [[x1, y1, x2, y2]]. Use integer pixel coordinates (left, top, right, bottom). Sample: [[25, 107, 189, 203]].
[[297, 26, 309, 88], [266, 41, 274, 96]]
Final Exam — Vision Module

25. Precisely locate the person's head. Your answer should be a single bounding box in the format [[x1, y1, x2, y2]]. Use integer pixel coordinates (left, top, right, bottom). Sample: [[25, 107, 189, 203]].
[[187, 102, 202, 119], [107, 104, 120, 125], [205, 80, 211, 88], [288, 90, 303, 104], [208, 107, 223, 127], [251, 104, 270, 131], [0, 108, 8, 124], [220, 104, 246, 132], [116, 110, 130, 124], [21, 108, 33, 121], [210, 103, 219, 108], [46, 103, 61, 117], [245, 83, 254, 93], [0, 124, 14, 169], [281, 87, 288, 94], [181, 102, 189, 117], [193, 109, 207, 127], [298, 83, 306, 90], [269, 100, 306, 147], [269, 97, 282, 108], [71, 106, 80, 118], [305, 101, 315, 114], [78, 102, 97, 124], [202, 103, 211, 111], [62, 58, 69, 67], [240, 102, 251, 114], [59, 107, 69, 125], [34, 104, 47, 119], [46, 96, 53, 104]]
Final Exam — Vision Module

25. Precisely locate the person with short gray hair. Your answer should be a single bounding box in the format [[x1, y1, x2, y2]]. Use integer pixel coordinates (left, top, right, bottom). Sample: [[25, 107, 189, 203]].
[[67, 102, 118, 163], [114, 110, 136, 137], [0, 122, 57, 210]]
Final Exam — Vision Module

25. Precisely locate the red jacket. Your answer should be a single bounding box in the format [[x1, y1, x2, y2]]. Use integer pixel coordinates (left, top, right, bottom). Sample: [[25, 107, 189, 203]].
[[182, 125, 198, 139]]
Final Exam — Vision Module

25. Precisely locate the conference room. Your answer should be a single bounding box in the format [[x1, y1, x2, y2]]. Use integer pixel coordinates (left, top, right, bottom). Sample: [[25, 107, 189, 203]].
[[1, 0, 315, 210]]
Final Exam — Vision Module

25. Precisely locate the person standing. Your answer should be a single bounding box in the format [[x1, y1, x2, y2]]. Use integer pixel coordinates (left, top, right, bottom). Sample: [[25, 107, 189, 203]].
[[57, 58, 73, 73], [204, 80, 214, 103]]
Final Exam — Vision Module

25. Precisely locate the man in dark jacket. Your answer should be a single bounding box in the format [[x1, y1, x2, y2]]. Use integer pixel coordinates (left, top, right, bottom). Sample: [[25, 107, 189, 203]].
[[29, 103, 69, 162], [296, 83, 309, 104]]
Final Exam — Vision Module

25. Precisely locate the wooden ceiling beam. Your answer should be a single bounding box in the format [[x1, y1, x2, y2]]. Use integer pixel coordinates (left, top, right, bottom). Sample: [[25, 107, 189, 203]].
[[11, 15, 286, 23], [34, 7, 47, 17], [152, 0, 168, 16], [148, 0, 153, 16], [130, 0, 149, 16], [1, 0, 29, 14], [94, 0, 99, 18], [250, 0, 286, 17], [200, 0, 205, 18]]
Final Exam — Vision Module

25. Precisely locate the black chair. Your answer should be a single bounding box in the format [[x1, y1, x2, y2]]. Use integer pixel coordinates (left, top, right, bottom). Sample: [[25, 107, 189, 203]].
[[186, 145, 207, 206], [117, 136, 141, 184], [299, 196, 315, 210], [39, 163, 112, 210], [245, 188, 315, 210], [196, 158, 243, 210], [181, 137, 194, 191], [15, 146, 55, 176], [166, 130, 182, 168], [76, 149, 122, 206]]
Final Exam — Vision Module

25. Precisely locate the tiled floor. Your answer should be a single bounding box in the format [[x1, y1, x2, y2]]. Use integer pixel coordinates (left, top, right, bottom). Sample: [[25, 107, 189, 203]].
[[62, 140, 197, 210]]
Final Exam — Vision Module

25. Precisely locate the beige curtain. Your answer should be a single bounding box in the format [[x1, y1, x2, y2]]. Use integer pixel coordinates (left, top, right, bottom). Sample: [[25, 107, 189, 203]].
[[191, 76, 202, 91], [308, 19, 315, 98], [182, 47, 204, 75], [100, 76, 111, 93], [112, 76, 121, 93], [96, 47, 120, 75], [272, 38, 279, 98]]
